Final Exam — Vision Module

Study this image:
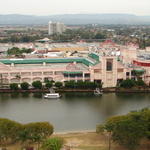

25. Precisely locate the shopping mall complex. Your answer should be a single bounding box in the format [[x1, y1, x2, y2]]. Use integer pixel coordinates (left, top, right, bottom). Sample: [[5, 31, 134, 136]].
[[0, 39, 150, 88]]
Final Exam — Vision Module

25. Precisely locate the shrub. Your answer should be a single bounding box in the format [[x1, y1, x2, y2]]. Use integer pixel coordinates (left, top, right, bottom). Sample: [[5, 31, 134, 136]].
[[32, 81, 42, 89], [54, 82, 62, 88], [121, 79, 135, 88], [21, 82, 29, 90], [45, 82, 53, 88], [10, 83, 18, 90], [41, 137, 65, 150], [136, 79, 146, 86]]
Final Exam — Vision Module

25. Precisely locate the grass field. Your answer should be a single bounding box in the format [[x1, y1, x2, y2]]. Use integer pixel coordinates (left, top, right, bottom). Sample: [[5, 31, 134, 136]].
[[0, 132, 150, 150]]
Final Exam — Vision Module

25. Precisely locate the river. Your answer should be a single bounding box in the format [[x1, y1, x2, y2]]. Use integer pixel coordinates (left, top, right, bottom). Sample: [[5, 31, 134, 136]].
[[0, 92, 150, 133]]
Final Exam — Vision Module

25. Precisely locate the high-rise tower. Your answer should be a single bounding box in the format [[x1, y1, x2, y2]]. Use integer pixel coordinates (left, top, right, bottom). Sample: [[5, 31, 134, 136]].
[[48, 21, 66, 35]]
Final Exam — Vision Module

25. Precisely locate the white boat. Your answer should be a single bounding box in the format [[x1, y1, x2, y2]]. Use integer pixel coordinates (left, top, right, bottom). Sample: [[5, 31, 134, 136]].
[[44, 93, 60, 99], [44, 88, 60, 99], [94, 88, 103, 95]]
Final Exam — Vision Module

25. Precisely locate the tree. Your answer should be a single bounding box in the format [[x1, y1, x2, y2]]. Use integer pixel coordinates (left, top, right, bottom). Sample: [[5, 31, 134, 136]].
[[25, 122, 54, 139], [95, 32, 106, 39], [101, 110, 150, 150], [97, 116, 126, 150], [112, 119, 148, 150], [21, 48, 32, 53], [16, 129, 32, 147], [32, 81, 42, 89], [105, 124, 115, 150], [96, 124, 105, 135], [14, 74, 21, 84], [99, 83, 103, 90], [15, 74, 21, 80], [21, 82, 29, 90], [120, 79, 135, 88], [8, 121, 23, 144], [76, 81, 85, 89], [41, 137, 65, 150], [127, 107, 150, 140], [54, 82, 62, 88], [32, 133, 45, 150], [132, 70, 145, 80], [89, 82, 98, 89], [0, 118, 22, 144], [10, 83, 18, 90], [136, 79, 146, 86], [80, 32, 90, 39], [106, 115, 127, 126], [65, 81, 75, 89], [7, 47, 21, 55], [105, 115, 126, 149], [45, 82, 53, 89], [10, 35, 20, 43], [25, 122, 54, 150], [21, 36, 32, 42]]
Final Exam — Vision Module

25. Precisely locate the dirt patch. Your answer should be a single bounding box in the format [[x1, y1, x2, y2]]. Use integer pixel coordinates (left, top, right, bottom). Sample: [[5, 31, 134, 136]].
[[53, 132, 150, 150]]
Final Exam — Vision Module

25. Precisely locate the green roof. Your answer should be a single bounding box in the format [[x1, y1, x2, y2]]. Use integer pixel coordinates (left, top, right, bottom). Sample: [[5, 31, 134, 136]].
[[82, 59, 91, 66], [0, 58, 94, 67], [133, 69, 146, 72], [88, 53, 99, 61], [0, 59, 71, 64], [63, 71, 83, 74]]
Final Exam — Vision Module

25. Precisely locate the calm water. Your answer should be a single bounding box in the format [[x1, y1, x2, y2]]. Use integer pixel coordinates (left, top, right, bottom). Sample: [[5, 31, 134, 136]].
[[0, 92, 150, 133]]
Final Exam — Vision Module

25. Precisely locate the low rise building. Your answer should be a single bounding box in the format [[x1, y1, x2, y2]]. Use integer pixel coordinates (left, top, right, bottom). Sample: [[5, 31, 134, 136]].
[[0, 39, 150, 88]]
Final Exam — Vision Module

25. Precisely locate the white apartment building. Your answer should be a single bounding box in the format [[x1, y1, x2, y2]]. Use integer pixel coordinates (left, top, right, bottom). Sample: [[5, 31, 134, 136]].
[[48, 21, 66, 35]]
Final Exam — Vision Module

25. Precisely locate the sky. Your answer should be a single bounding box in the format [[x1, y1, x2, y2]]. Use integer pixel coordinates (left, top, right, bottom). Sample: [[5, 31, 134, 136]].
[[0, 0, 150, 16]]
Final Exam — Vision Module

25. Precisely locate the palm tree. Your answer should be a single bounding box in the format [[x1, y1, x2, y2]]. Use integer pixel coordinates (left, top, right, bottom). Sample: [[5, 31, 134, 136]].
[[132, 69, 145, 81], [15, 74, 21, 83], [16, 129, 32, 147], [105, 124, 114, 150], [32, 133, 45, 150]]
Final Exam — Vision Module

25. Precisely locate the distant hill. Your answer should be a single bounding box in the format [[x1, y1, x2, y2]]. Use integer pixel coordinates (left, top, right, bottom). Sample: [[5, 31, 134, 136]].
[[0, 14, 150, 25]]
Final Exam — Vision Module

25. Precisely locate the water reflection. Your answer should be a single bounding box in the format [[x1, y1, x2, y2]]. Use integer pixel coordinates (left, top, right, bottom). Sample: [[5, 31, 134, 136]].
[[0, 92, 149, 133], [11, 93, 20, 99], [33, 93, 43, 98], [21, 93, 30, 98]]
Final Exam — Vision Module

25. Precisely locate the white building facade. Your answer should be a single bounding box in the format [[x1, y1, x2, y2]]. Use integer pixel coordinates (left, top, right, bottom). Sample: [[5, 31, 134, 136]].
[[48, 21, 66, 35]]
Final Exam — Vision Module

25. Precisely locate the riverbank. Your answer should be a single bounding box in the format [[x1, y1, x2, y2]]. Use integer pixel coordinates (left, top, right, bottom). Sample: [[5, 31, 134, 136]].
[[0, 87, 150, 93], [0, 131, 149, 150]]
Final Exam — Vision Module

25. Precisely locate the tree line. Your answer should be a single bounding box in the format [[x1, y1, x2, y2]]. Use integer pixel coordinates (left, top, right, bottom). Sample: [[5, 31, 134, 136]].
[[96, 107, 150, 150], [1, 25, 150, 49], [0, 118, 66, 150], [8, 77, 150, 91], [9, 80, 102, 91], [0, 118, 54, 149], [116, 78, 149, 91]]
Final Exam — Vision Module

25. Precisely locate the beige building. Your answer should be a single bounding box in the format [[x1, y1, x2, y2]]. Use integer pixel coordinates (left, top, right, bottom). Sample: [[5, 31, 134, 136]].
[[90, 55, 126, 87], [0, 39, 150, 88]]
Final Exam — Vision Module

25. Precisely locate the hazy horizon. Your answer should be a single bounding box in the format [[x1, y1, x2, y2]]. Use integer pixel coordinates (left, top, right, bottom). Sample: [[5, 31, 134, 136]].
[[0, 0, 150, 16], [0, 13, 149, 17]]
